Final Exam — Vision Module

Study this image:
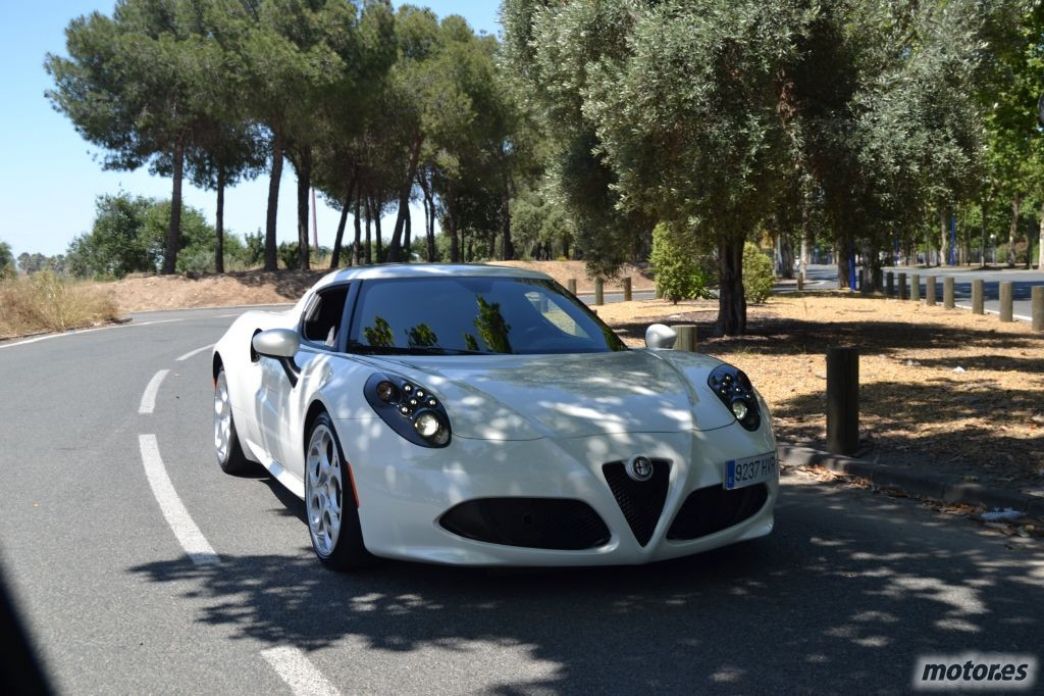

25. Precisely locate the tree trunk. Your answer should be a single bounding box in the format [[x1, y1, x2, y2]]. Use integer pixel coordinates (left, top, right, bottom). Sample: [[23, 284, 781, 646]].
[[501, 191, 514, 261], [295, 148, 311, 270], [836, 243, 849, 289], [264, 132, 283, 272], [386, 136, 424, 262], [423, 185, 436, 262], [939, 209, 948, 267], [1038, 202, 1044, 270], [215, 167, 226, 274], [162, 137, 185, 275], [330, 177, 354, 270], [364, 196, 372, 265], [715, 235, 746, 336], [403, 205, 412, 262], [447, 187, 460, 263], [374, 198, 383, 260], [353, 194, 363, 266], [1008, 194, 1020, 267]]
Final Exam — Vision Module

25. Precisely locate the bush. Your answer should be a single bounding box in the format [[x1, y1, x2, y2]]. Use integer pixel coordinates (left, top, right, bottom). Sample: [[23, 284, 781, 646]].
[[0, 272, 118, 339], [743, 242, 774, 304], [649, 223, 709, 303], [279, 242, 301, 270]]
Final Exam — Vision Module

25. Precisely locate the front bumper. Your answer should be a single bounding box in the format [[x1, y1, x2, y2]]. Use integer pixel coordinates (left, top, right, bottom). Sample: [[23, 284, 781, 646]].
[[339, 418, 777, 566]]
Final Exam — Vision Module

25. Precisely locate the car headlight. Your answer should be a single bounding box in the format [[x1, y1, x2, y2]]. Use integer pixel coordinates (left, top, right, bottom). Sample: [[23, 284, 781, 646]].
[[708, 364, 761, 431], [364, 373, 451, 447]]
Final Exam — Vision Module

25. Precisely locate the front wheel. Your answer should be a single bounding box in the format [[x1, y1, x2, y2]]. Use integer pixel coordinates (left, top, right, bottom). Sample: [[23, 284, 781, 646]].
[[214, 368, 257, 475], [305, 412, 373, 570]]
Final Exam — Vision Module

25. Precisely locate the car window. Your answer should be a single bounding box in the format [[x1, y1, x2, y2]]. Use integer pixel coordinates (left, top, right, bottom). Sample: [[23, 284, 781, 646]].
[[348, 276, 626, 355], [302, 285, 349, 347]]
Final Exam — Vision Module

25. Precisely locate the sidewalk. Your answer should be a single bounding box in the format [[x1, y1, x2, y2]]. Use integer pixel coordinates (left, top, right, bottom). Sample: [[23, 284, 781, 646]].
[[778, 443, 1044, 516]]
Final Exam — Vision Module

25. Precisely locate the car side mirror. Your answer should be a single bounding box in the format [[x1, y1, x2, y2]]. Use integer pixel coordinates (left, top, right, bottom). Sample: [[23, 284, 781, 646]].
[[252, 329, 301, 386], [645, 323, 676, 350]]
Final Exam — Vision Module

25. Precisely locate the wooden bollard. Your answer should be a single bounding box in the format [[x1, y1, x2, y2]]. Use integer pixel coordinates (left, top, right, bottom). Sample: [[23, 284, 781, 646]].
[[594, 278, 604, 305], [827, 346, 859, 456], [797, 272, 804, 291], [623, 276, 632, 302], [999, 281, 1013, 322], [910, 274, 920, 302], [925, 276, 936, 306], [567, 278, 577, 295], [972, 279, 984, 314], [1032, 286, 1043, 332], [859, 269, 870, 295], [674, 324, 697, 352], [944, 277, 955, 309], [898, 272, 907, 300], [886, 271, 894, 297]]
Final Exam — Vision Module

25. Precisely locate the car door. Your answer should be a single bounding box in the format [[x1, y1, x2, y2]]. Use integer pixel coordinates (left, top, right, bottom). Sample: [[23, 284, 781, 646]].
[[257, 283, 351, 474]]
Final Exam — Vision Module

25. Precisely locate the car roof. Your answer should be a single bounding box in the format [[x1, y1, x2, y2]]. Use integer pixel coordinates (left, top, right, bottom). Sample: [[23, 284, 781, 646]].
[[313, 263, 554, 290]]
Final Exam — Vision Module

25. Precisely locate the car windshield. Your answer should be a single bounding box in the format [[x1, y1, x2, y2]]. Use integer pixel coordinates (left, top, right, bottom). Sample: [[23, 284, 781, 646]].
[[347, 276, 627, 355]]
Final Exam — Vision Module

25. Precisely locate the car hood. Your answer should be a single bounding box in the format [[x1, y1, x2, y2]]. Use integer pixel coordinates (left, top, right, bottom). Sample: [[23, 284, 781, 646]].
[[375, 350, 735, 441]]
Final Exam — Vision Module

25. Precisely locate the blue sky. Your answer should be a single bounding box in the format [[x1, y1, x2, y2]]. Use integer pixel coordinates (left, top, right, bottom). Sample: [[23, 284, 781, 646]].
[[0, 2, 500, 259]]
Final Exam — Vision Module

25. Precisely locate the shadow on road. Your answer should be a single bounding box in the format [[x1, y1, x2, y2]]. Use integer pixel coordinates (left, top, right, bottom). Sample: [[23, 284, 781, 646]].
[[128, 483, 1044, 694]]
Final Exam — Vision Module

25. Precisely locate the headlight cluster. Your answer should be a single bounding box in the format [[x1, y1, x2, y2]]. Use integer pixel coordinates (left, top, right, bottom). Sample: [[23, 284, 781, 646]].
[[708, 364, 761, 431], [364, 373, 451, 447]]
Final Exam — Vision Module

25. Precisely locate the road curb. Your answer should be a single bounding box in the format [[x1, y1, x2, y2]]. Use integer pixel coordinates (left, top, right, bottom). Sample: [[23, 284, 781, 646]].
[[778, 444, 1044, 516]]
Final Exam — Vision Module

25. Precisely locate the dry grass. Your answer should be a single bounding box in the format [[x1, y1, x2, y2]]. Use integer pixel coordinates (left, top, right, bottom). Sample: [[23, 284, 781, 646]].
[[0, 273, 119, 340], [602, 293, 1044, 494]]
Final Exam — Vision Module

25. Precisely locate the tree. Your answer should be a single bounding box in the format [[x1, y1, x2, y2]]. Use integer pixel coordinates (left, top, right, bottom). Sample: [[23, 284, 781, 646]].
[[0, 241, 14, 277], [46, 0, 214, 275], [66, 193, 155, 278]]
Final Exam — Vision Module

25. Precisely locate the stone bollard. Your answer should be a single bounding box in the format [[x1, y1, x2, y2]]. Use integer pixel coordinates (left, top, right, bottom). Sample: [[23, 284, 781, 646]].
[[911, 274, 920, 302], [898, 272, 907, 300], [886, 271, 894, 297], [944, 277, 955, 309], [926, 276, 936, 306], [827, 346, 859, 456], [971, 279, 984, 314], [1033, 286, 1043, 332], [623, 276, 632, 302], [674, 325, 697, 352], [567, 278, 577, 295], [594, 278, 604, 305], [999, 282, 1013, 322]]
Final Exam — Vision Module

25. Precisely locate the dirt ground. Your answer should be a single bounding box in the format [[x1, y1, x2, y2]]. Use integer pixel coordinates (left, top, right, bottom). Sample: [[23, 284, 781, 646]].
[[601, 293, 1044, 499]]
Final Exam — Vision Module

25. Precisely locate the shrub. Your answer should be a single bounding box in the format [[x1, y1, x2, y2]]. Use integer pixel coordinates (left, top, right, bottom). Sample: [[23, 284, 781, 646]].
[[649, 223, 709, 303], [0, 272, 118, 339], [279, 242, 301, 270], [743, 242, 774, 304]]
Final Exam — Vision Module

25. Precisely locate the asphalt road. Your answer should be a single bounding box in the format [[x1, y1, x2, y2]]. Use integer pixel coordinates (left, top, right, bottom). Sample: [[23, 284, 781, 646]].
[[1, 307, 1042, 695]]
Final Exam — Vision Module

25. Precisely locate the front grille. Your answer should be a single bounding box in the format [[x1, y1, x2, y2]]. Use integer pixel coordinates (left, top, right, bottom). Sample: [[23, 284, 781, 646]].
[[439, 498, 611, 550], [666, 483, 769, 541], [602, 459, 671, 546]]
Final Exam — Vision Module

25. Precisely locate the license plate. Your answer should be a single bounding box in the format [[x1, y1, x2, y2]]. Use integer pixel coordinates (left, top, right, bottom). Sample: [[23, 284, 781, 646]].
[[724, 452, 776, 490]]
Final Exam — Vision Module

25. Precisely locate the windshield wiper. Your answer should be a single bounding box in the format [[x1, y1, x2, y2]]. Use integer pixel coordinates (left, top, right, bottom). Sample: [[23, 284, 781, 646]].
[[349, 344, 492, 356]]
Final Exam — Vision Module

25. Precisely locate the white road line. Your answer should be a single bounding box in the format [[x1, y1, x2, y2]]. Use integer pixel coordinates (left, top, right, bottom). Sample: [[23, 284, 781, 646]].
[[176, 343, 214, 362], [139, 369, 170, 415], [138, 434, 220, 566], [0, 317, 185, 351], [261, 647, 341, 696]]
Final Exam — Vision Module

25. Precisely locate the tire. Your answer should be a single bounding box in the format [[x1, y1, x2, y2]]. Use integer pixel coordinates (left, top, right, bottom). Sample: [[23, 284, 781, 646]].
[[214, 368, 257, 475], [305, 412, 374, 570]]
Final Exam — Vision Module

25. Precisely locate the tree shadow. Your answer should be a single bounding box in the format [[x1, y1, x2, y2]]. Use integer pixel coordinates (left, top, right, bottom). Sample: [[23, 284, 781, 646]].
[[129, 484, 1044, 694]]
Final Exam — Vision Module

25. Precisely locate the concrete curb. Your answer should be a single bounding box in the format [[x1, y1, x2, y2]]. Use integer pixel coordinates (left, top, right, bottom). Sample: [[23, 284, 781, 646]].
[[778, 444, 1044, 516]]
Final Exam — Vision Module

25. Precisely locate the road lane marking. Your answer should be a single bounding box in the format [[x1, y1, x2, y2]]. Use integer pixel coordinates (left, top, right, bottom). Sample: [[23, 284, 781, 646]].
[[139, 369, 170, 415], [0, 318, 186, 351], [261, 647, 341, 696], [138, 434, 220, 566], [176, 343, 214, 362]]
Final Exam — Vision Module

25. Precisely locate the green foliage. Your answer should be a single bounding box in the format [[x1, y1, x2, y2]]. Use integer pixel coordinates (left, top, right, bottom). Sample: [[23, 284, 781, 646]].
[[649, 224, 709, 304], [742, 243, 774, 304], [278, 242, 301, 270], [0, 241, 13, 277]]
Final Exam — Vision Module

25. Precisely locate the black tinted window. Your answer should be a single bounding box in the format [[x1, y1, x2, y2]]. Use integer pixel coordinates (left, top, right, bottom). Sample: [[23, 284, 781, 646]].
[[303, 285, 348, 347], [348, 276, 626, 355]]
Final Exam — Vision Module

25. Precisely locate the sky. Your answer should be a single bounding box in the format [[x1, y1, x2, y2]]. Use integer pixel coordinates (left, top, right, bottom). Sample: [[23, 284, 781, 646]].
[[0, 1, 501, 260]]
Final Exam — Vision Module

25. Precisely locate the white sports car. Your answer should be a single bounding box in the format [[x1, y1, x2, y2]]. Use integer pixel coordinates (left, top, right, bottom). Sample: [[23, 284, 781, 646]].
[[212, 264, 777, 570]]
